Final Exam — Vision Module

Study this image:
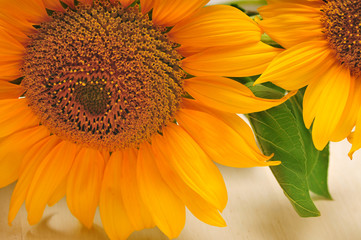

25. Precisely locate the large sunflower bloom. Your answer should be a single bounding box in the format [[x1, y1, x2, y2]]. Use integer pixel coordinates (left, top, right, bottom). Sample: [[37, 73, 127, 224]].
[[0, 0, 291, 239], [255, 0, 361, 157]]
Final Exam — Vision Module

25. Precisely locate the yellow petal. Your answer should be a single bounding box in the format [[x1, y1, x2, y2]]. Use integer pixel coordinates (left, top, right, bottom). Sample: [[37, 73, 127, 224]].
[[113, 149, 154, 230], [0, 126, 49, 189], [137, 143, 185, 239], [66, 148, 105, 228], [8, 136, 60, 224], [330, 77, 361, 142], [185, 76, 296, 114], [47, 177, 67, 207], [153, 124, 227, 211], [176, 108, 278, 167], [151, 138, 226, 227], [168, 5, 261, 48], [255, 41, 334, 90], [0, 98, 40, 138], [258, 3, 324, 48], [26, 141, 79, 225], [152, 0, 209, 27], [100, 150, 134, 240], [182, 42, 282, 77], [349, 108, 361, 159], [303, 62, 351, 150], [0, 81, 23, 99]]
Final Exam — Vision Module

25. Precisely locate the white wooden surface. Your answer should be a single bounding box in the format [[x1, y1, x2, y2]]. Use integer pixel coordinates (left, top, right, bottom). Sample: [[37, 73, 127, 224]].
[[1, 140, 361, 240]]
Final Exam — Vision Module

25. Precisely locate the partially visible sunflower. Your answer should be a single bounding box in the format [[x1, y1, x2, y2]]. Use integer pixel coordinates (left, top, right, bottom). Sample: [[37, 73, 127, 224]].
[[255, 0, 361, 157], [0, 0, 292, 239]]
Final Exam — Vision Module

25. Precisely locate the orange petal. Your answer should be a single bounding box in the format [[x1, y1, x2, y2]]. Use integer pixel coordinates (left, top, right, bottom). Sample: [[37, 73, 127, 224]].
[[66, 148, 105, 228], [47, 177, 67, 207], [255, 41, 334, 90], [169, 5, 261, 49], [0, 0, 50, 24], [151, 138, 226, 227], [8, 136, 60, 224], [118, 0, 135, 7], [0, 126, 49, 189], [100, 150, 134, 240], [0, 81, 23, 99], [26, 141, 79, 225], [154, 123, 227, 211], [137, 143, 185, 239], [43, 0, 75, 11], [182, 42, 282, 77], [0, 62, 22, 81], [0, 28, 25, 63], [140, 0, 155, 14], [303, 62, 351, 150], [176, 108, 278, 167], [0, 98, 40, 138], [152, 0, 209, 27], [113, 149, 154, 230], [184, 76, 296, 114]]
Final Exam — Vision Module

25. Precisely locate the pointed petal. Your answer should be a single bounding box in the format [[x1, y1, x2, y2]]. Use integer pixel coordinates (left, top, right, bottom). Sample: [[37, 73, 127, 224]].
[[182, 42, 282, 77], [113, 149, 154, 230], [151, 138, 226, 227], [0, 62, 22, 81], [137, 143, 185, 239], [152, 0, 209, 27], [169, 5, 261, 49], [47, 178, 67, 206], [8, 136, 60, 224], [0, 126, 49, 188], [67, 148, 105, 228], [303, 62, 351, 150], [330, 77, 361, 142], [153, 124, 227, 211], [0, 81, 23, 99], [26, 141, 79, 225], [349, 109, 361, 158], [185, 76, 296, 114], [100, 151, 134, 240], [0, 98, 40, 138], [255, 41, 334, 90], [176, 108, 278, 167]]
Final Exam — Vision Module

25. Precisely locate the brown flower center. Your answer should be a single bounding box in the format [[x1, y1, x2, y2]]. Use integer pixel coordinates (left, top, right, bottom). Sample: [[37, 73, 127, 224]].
[[321, 0, 361, 77], [22, 0, 185, 151]]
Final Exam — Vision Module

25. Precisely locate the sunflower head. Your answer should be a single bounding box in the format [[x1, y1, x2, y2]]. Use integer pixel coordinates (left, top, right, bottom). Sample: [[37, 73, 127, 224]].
[[321, 0, 361, 77], [22, 0, 185, 151]]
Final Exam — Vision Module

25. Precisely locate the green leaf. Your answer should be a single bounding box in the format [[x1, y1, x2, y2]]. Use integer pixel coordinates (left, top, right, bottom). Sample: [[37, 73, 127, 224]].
[[247, 85, 331, 217]]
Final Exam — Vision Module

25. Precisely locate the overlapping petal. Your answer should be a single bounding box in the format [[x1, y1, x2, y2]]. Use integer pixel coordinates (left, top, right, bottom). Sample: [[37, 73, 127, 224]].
[[152, 0, 209, 27], [169, 5, 261, 49], [185, 76, 296, 114], [182, 42, 282, 77]]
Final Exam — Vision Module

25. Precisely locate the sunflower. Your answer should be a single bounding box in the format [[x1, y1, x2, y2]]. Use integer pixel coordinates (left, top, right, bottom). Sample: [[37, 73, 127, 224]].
[[255, 0, 361, 157], [0, 0, 292, 239]]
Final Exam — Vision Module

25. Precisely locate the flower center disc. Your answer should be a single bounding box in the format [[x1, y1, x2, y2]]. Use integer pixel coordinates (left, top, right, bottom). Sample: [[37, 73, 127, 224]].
[[22, 0, 185, 151], [321, 0, 361, 77]]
